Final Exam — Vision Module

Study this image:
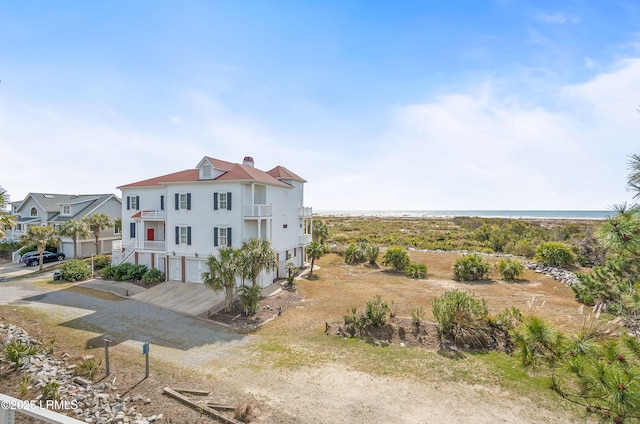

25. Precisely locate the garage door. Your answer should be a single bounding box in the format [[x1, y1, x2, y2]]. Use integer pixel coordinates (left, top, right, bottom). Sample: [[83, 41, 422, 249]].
[[186, 259, 205, 283]]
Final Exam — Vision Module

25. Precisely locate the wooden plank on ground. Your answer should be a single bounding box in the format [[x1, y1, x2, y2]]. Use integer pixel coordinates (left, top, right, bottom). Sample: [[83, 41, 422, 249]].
[[163, 387, 242, 424], [206, 402, 236, 411], [173, 387, 211, 396]]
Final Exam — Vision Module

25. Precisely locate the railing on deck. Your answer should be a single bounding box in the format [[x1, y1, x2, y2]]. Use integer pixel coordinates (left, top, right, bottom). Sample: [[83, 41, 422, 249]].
[[299, 207, 313, 217], [244, 204, 272, 217], [140, 211, 166, 219], [0, 392, 84, 424]]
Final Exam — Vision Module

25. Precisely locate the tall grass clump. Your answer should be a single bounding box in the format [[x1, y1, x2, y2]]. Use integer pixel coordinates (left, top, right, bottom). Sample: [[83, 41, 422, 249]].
[[404, 262, 427, 279], [535, 241, 576, 268], [432, 290, 491, 349], [382, 247, 409, 272]]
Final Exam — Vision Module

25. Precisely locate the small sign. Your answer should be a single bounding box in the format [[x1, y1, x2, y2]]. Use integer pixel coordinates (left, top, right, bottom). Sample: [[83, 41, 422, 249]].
[[142, 343, 149, 355]]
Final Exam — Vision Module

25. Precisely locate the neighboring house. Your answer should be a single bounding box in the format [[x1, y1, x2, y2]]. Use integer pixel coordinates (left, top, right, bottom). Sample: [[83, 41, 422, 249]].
[[115, 156, 313, 286], [6, 193, 121, 259]]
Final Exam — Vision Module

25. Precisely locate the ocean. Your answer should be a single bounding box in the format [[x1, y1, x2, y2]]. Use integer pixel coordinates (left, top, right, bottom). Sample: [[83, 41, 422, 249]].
[[314, 210, 614, 220]]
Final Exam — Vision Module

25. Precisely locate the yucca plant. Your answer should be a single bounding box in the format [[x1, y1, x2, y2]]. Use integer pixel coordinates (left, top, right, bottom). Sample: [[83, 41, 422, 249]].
[[453, 254, 490, 281], [495, 258, 524, 281]]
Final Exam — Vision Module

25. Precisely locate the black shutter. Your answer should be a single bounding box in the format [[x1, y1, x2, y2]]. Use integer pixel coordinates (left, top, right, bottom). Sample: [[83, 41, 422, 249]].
[[130, 222, 136, 238], [227, 227, 232, 247], [187, 226, 192, 245], [175, 193, 179, 210], [214, 227, 218, 246], [135, 196, 140, 210], [213, 193, 218, 210], [160, 195, 164, 211], [187, 193, 191, 210], [126, 196, 130, 210], [175, 226, 179, 244], [227, 192, 232, 210]]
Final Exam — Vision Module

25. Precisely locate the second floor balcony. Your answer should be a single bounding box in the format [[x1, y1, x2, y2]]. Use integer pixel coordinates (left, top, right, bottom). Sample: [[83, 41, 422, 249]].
[[244, 204, 272, 218]]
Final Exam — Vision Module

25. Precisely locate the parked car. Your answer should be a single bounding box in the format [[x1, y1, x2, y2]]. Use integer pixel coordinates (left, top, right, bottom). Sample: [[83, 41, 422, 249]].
[[21, 251, 66, 266]]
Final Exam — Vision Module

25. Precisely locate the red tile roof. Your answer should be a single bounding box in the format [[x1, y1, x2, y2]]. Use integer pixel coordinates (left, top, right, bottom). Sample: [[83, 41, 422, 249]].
[[267, 166, 307, 183], [118, 169, 200, 188], [118, 157, 304, 188]]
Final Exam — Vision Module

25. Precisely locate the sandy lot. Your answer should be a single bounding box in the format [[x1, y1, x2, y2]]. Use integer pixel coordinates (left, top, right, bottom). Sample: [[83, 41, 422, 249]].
[[0, 251, 592, 423]]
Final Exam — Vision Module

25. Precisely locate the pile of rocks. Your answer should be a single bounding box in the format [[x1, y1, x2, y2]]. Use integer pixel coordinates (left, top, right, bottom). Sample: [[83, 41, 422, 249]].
[[524, 262, 579, 287], [0, 323, 161, 424]]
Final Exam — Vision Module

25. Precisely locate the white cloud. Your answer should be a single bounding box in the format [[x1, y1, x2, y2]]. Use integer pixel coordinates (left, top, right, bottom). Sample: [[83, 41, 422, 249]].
[[533, 13, 581, 25]]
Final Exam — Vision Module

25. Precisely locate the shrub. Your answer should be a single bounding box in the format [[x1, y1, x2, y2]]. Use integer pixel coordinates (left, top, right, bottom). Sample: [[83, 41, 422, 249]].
[[77, 356, 102, 380], [364, 244, 380, 265], [432, 290, 491, 348], [344, 243, 367, 264], [382, 247, 409, 272], [60, 259, 92, 282], [101, 265, 115, 279], [92, 254, 112, 270], [453, 254, 490, 281], [112, 263, 148, 281], [404, 262, 427, 279], [42, 380, 59, 400], [411, 306, 425, 327], [535, 242, 576, 268], [238, 285, 261, 315], [363, 295, 391, 328], [3, 340, 38, 369], [343, 307, 361, 337], [142, 268, 164, 284], [495, 258, 525, 281]]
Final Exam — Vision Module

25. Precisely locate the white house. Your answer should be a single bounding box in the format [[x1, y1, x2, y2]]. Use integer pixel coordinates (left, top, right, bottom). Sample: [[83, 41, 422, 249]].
[[5, 193, 122, 259], [115, 156, 313, 286]]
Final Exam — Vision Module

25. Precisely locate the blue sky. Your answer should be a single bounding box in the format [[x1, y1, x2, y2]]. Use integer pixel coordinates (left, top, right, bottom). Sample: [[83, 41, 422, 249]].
[[2, 1, 640, 210]]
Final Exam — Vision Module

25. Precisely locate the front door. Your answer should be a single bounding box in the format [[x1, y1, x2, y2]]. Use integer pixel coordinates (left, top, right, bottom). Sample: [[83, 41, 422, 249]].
[[147, 228, 155, 241]]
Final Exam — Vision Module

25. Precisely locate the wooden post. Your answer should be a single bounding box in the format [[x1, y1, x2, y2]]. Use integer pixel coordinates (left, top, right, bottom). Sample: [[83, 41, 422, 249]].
[[143, 342, 150, 378], [104, 338, 112, 377]]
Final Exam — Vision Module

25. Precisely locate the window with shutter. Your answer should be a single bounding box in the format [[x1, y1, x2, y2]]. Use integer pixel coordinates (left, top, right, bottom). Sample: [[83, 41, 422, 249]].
[[219, 193, 227, 210], [130, 222, 136, 238]]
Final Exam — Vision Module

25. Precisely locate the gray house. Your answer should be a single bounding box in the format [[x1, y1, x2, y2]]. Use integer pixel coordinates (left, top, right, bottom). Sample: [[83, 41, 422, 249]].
[[6, 193, 121, 259]]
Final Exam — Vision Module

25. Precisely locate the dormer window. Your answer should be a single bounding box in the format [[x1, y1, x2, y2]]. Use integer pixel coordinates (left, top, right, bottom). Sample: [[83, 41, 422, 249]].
[[30, 207, 37, 216], [202, 164, 212, 178], [62, 205, 71, 216]]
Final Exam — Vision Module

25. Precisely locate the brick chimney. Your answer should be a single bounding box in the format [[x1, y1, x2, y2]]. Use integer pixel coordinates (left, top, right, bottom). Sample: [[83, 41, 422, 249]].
[[243, 156, 255, 167]]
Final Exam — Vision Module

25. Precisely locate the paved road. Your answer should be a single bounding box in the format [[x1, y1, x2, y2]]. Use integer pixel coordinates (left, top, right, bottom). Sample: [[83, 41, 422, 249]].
[[0, 266, 249, 366]]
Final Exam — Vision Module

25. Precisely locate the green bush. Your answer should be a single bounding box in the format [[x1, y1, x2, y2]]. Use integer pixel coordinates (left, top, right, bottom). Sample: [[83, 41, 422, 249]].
[[112, 263, 148, 282], [3, 340, 39, 369], [42, 380, 59, 400], [101, 265, 115, 279], [238, 285, 261, 315], [453, 254, 490, 281], [382, 247, 410, 272], [363, 295, 391, 328], [344, 243, 367, 264], [535, 242, 576, 267], [60, 259, 92, 282], [432, 290, 491, 349], [142, 268, 164, 284], [365, 244, 380, 265], [92, 255, 112, 270], [404, 262, 428, 279], [411, 306, 426, 327], [495, 258, 525, 281]]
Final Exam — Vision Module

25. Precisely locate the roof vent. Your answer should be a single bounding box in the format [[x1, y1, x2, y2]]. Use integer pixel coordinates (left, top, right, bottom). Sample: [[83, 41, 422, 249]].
[[243, 156, 255, 167]]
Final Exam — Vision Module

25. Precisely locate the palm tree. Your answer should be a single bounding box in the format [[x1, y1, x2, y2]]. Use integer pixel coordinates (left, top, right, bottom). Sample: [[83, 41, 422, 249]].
[[628, 153, 640, 199], [240, 238, 277, 287], [312, 220, 328, 244], [59, 219, 90, 259], [202, 247, 239, 312], [305, 241, 325, 277], [21, 225, 60, 271], [83, 213, 113, 255], [0, 187, 17, 238]]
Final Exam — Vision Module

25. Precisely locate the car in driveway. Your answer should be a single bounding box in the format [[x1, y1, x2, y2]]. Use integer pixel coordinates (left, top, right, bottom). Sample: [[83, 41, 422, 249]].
[[20, 251, 66, 266]]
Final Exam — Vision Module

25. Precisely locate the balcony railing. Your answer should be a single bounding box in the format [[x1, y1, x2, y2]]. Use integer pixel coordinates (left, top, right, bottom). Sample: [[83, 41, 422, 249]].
[[244, 204, 272, 217], [299, 234, 312, 245], [140, 211, 166, 219], [143, 240, 166, 251], [299, 207, 313, 218]]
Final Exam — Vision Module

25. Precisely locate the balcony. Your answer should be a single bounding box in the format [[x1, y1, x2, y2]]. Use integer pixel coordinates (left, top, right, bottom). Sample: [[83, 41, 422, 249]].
[[299, 207, 313, 218], [140, 210, 166, 220], [143, 240, 166, 251], [299, 234, 312, 245], [244, 204, 272, 218]]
